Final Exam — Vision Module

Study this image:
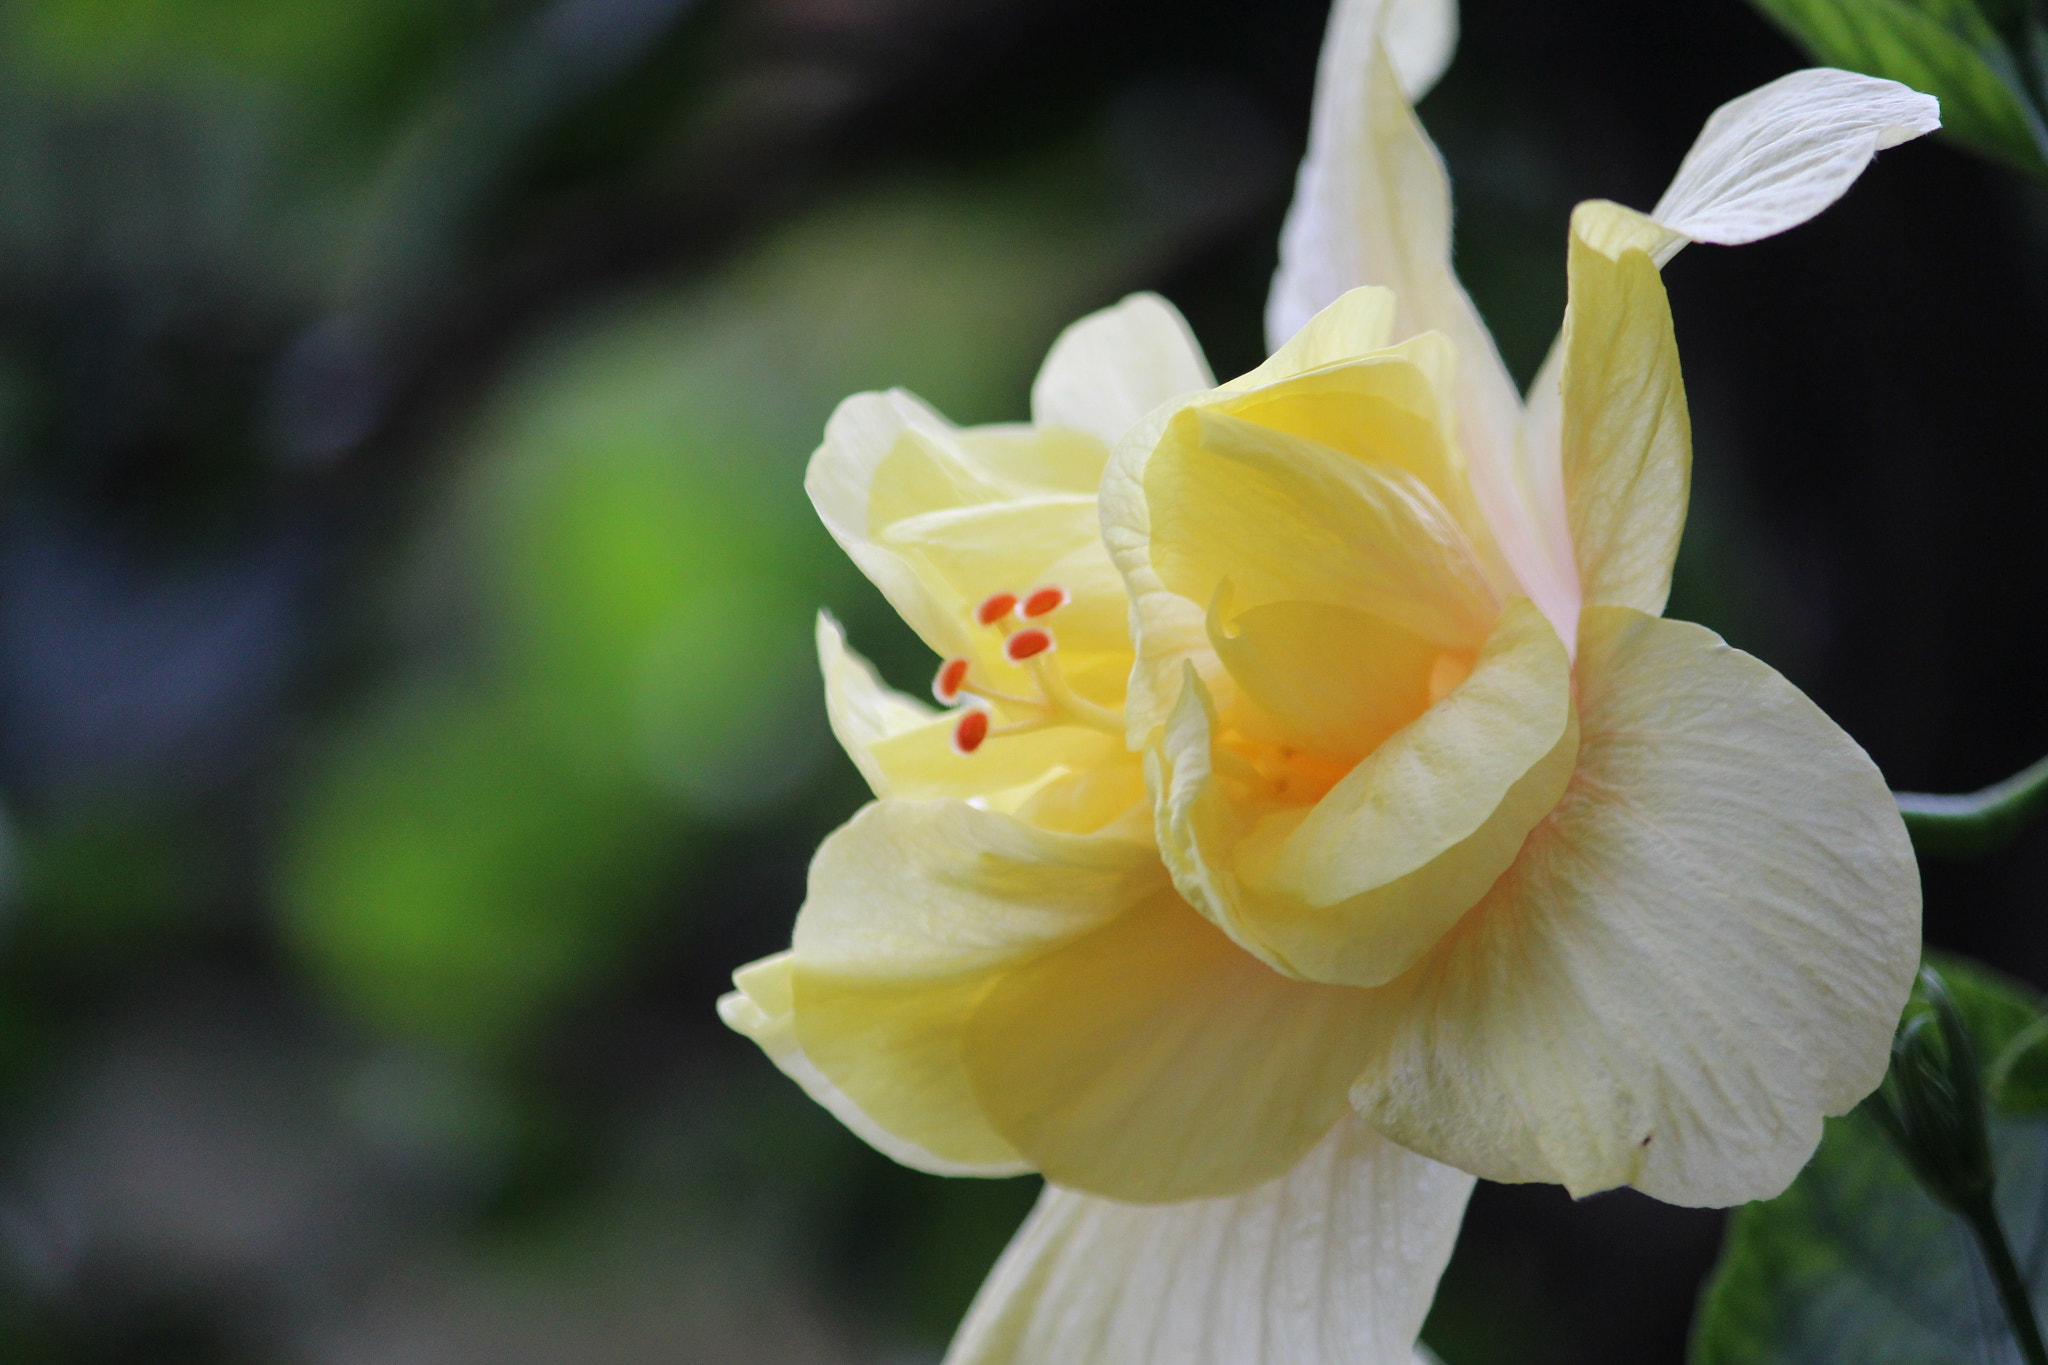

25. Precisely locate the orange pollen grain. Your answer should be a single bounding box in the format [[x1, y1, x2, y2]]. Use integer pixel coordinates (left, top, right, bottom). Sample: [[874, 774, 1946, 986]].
[[952, 710, 990, 754], [1022, 586, 1068, 618], [975, 592, 1019, 626], [1005, 628, 1053, 662], [934, 657, 970, 702]]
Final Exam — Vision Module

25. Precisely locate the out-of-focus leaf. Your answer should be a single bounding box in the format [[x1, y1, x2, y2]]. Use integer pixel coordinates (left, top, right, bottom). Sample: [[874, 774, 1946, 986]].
[[1746, 0, 2048, 174], [281, 697, 675, 1052], [278, 96, 1277, 1053], [1691, 956, 2048, 1365]]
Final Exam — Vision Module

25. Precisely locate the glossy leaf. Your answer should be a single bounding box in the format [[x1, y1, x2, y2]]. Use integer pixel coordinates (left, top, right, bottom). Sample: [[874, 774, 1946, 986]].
[[1692, 956, 2048, 1364], [1747, 0, 2048, 175]]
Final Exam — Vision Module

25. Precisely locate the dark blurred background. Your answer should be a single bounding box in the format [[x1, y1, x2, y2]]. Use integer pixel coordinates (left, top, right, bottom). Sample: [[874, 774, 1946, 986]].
[[0, 0, 2036, 1360]]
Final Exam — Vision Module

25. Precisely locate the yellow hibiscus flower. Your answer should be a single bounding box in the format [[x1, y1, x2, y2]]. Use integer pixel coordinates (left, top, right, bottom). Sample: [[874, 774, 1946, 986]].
[[723, 0, 1939, 1356]]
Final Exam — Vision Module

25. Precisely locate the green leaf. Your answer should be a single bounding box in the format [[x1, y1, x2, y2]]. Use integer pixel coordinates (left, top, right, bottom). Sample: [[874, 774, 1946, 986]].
[[1747, 0, 2048, 175], [1691, 955, 2048, 1364]]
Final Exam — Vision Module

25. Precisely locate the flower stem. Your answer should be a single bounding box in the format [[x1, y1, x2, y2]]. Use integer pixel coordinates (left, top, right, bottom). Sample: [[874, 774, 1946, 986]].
[[1958, 1191, 2048, 1365], [1896, 749, 2048, 858]]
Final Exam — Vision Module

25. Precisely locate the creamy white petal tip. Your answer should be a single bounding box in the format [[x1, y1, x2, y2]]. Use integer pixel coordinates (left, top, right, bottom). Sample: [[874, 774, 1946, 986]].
[[1652, 68, 1940, 251], [943, 1116, 1473, 1365]]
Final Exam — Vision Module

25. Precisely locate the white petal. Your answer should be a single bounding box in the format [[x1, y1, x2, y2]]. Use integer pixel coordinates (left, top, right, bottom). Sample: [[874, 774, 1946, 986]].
[[1651, 69, 1940, 258], [1031, 294, 1215, 447], [944, 1115, 1473, 1365], [1381, 0, 1458, 102], [816, 612, 934, 798], [1264, 20, 1577, 651]]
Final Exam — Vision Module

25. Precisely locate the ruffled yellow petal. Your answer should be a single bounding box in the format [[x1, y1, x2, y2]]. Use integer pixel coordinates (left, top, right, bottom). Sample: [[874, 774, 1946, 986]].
[[1266, 25, 1576, 641], [1347, 607, 1920, 1205], [1145, 407, 1498, 651], [944, 1115, 1473, 1365], [1156, 600, 1576, 989], [960, 889, 1380, 1202], [1217, 338, 1467, 511], [1030, 293, 1214, 446], [807, 390, 1112, 664], [1560, 200, 1692, 618], [1209, 595, 1440, 761], [783, 801, 1164, 1174], [1240, 286, 1397, 386]]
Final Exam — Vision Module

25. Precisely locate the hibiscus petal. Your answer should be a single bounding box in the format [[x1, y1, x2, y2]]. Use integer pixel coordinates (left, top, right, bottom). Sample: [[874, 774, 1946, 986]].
[[1559, 201, 1692, 618], [1264, 16, 1576, 640], [879, 494, 1129, 665], [807, 390, 1109, 661], [1030, 293, 1215, 446], [944, 1115, 1473, 1365], [785, 800, 1164, 1174], [1347, 607, 1920, 1205], [719, 952, 1025, 1177], [1210, 596, 1441, 762], [962, 887, 1381, 1202], [1652, 68, 1940, 257], [1145, 408, 1499, 650], [817, 612, 934, 799], [1159, 600, 1577, 990]]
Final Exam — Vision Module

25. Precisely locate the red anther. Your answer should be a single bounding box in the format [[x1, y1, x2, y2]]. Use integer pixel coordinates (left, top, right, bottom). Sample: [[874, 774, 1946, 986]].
[[1005, 628, 1053, 662], [952, 710, 990, 754], [1022, 586, 1068, 618], [975, 592, 1019, 626], [933, 658, 970, 703]]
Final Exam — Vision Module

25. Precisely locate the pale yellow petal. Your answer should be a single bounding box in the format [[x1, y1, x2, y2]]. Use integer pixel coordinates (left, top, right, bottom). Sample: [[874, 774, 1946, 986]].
[[1348, 607, 1921, 1205], [866, 719, 1132, 807], [1265, 27, 1575, 641], [1560, 201, 1692, 617], [1240, 287, 1398, 386], [1158, 601, 1576, 989], [807, 390, 1111, 662], [1146, 407, 1498, 651], [786, 801, 1163, 1173], [1031, 293, 1215, 446], [1210, 596, 1439, 761], [1219, 338, 1463, 508], [944, 1115, 1473, 1365], [817, 612, 935, 798], [879, 494, 1129, 668], [961, 888, 1380, 1202], [719, 953, 1023, 1177]]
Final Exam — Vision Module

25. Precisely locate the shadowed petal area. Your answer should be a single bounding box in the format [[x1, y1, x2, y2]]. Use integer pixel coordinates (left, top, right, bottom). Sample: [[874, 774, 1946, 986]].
[[962, 889, 1382, 1202], [1348, 607, 1920, 1205], [1030, 293, 1215, 446], [1158, 600, 1576, 990], [944, 1115, 1473, 1365], [787, 801, 1166, 1175]]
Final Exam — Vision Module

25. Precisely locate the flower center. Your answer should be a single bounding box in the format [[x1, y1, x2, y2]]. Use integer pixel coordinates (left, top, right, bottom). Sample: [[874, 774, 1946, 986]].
[[935, 587, 1124, 754]]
